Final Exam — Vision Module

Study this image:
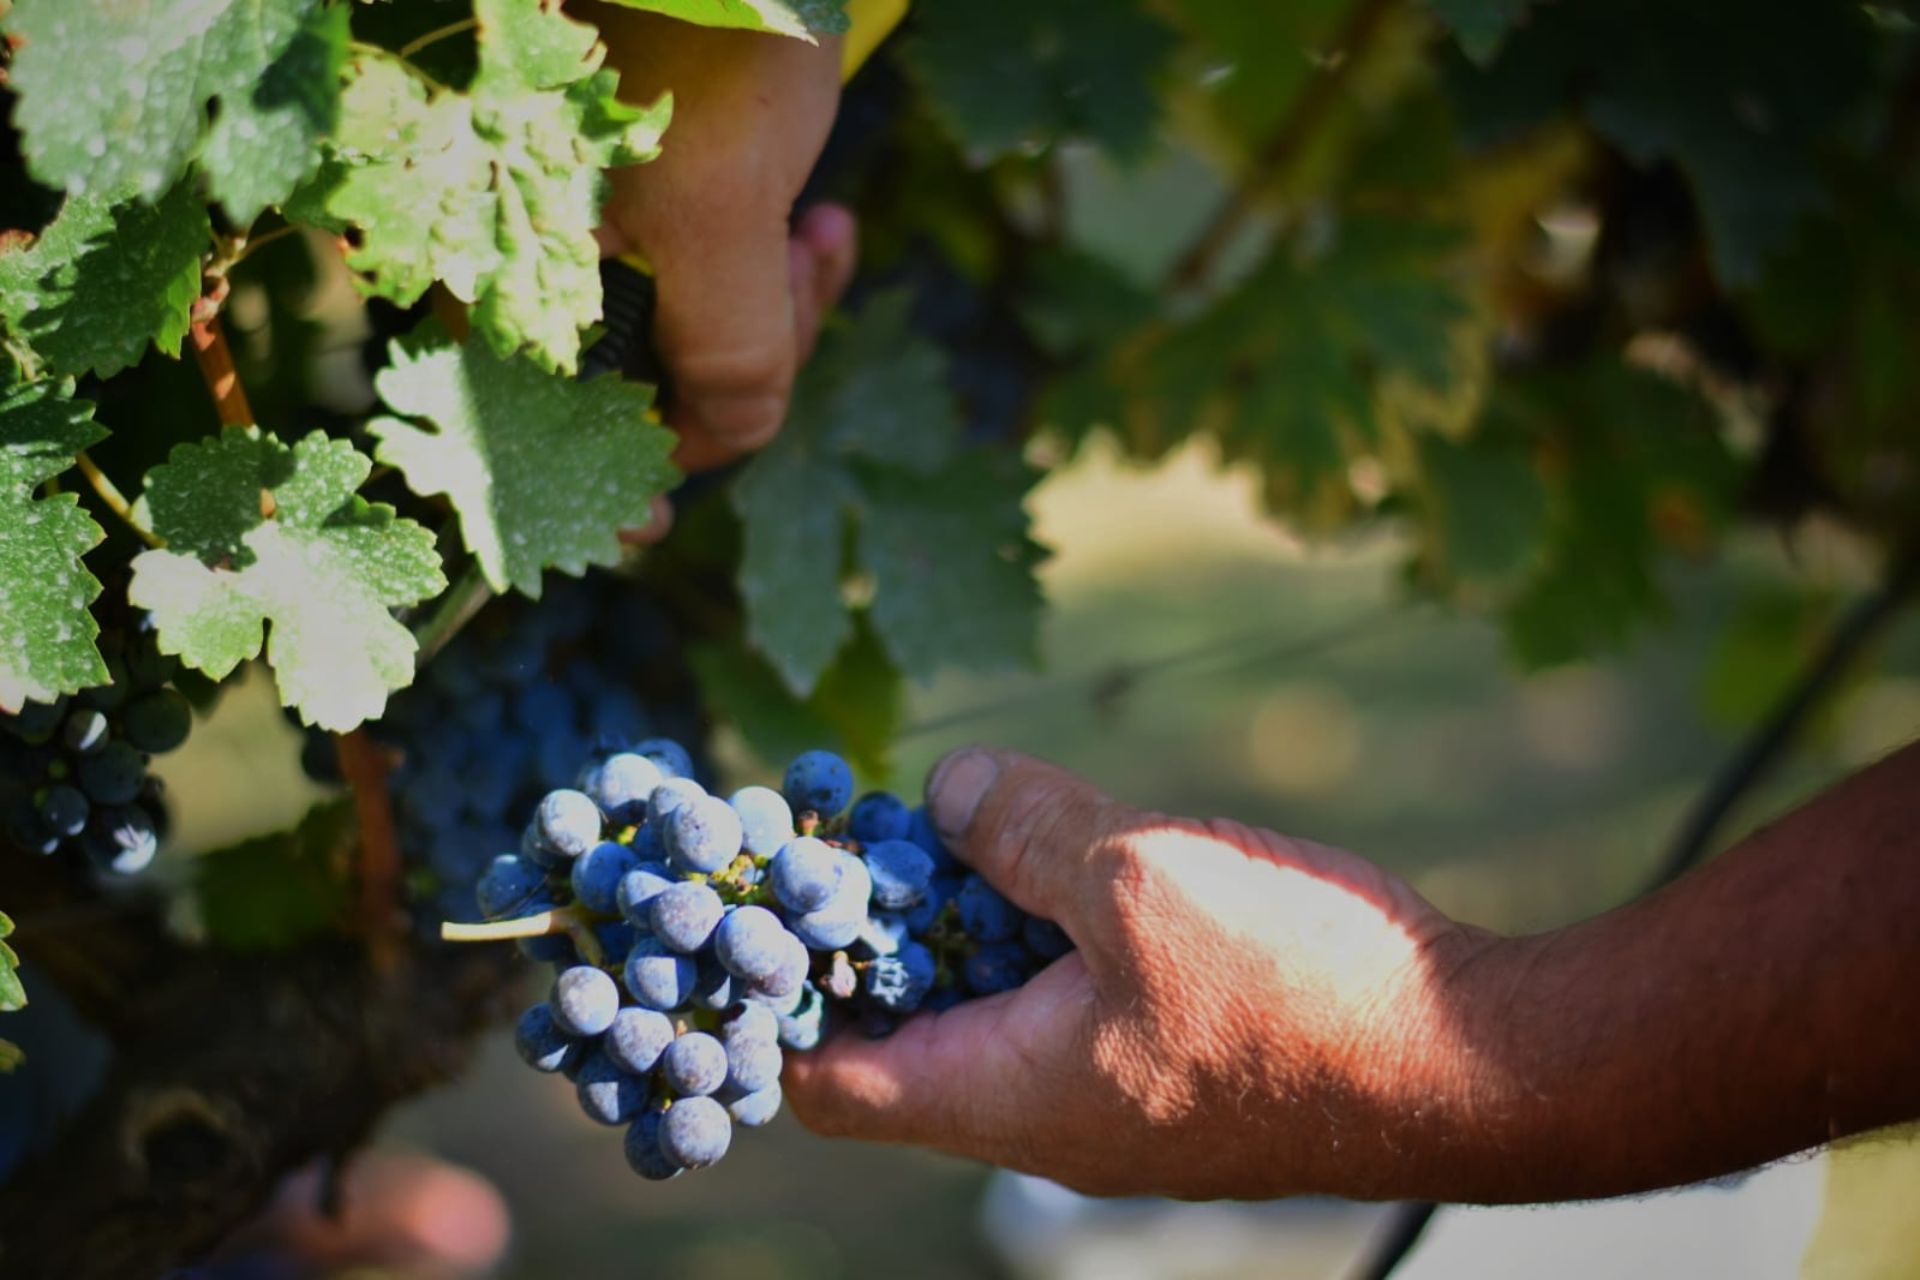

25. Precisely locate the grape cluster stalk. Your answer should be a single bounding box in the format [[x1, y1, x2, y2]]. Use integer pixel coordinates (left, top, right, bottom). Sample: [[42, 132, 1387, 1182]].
[[471, 742, 1072, 1180], [0, 626, 192, 876]]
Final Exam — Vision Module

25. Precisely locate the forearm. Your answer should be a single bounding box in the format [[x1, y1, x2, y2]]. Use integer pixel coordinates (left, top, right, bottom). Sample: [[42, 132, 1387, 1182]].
[[1446, 740, 1920, 1201]]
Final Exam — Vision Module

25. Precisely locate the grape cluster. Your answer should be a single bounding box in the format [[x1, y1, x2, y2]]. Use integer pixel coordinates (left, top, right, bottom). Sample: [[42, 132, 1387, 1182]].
[[0, 628, 190, 876], [303, 572, 704, 926], [481, 741, 1073, 1181]]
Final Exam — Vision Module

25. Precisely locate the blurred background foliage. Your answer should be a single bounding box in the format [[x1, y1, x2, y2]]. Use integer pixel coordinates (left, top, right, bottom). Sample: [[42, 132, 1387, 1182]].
[[6, 0, 1919, 1273]]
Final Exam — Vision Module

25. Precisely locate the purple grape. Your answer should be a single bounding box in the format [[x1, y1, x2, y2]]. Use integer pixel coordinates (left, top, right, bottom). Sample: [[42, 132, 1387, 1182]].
[[589, 752, 664, 825], [768, 836, 840, 913], [575, 1049, 650, 1125], [781, 749, 853, 817], [624, 1109, 684, 1180], [661, 1032, 728, 1097], [666, 794, 743, 875], [849, 790, 911, 843], [727, 786, 794, 856], [551, 965, 620, 1037], [571, 840, 639, 915], [648, 881, 724, 954], [865, 839, 934, 909], [624, 937, 698, 1011], [659, 1096, 731, 1168], [513, 1003, 577, 1073]]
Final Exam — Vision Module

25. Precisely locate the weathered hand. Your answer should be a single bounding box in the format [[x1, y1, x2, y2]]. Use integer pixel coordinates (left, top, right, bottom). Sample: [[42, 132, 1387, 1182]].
[[784, 748, 1497, 1201]]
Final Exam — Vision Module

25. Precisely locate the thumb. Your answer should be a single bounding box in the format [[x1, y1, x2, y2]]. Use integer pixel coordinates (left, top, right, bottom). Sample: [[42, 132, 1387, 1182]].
[[924, 747, 1141, 960]]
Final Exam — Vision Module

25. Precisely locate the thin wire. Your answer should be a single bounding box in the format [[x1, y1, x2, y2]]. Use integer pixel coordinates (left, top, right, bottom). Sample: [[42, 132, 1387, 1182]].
[[1348, 552, 1919, 1280]]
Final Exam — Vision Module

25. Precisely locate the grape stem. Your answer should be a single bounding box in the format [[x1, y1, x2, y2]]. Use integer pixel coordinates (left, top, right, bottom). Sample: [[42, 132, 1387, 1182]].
[[74, 452, 164, 549], [440, 905, 595, 943]]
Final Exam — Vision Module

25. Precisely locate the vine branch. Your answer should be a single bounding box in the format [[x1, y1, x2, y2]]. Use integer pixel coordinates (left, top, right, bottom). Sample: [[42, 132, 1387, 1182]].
[[334, 731, 404, 967], [188, 291, 254, 428], [1349, 551, 1920, 1280], [1164, 0, 1397, 293]]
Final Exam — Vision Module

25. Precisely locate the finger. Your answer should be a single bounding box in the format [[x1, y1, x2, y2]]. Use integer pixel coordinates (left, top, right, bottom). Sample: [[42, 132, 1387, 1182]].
[[791, 203, 858, 364], [784, 951, 1096, 1155], [617, 493, 673, 547], [788, 238, 824, 374], [923, 747, 1143, 959]]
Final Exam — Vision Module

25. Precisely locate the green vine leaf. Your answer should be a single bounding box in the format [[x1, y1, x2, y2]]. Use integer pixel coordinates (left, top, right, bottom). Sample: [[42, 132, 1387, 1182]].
[[0, 911, 25, 1011], [195, 799, 355, 951], [200, 4, 352, 224], [904, 0, 1175, 161], [128, 429, 446, 731], [0, 182, 209, 380], [0, 910, 22, 1071], [0, 379, 108, 713], [367, 325, 679, 598], [592, 0, 848, 39], [315, 0, 671, 373], [3, 0, 337, 209], [859, 452, 1045, 681], [1138, 217, 1469, 527], [733, 293, 1043, 695]]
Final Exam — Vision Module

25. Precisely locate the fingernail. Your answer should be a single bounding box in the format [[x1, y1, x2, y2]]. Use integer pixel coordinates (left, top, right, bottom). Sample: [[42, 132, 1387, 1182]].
[[928, 749, 997, 844]]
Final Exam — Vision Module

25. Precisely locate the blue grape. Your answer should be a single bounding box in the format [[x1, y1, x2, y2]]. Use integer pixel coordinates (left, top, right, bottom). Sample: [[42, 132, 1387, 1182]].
[[691, 953, 734, 1011], [720, 1000, 779, 1047], [1023, 915, 1073, 962], [77, 742, 144, 806], [60, 708, 109, 755], [728, 786, 794, 856], [594, 919, 637, 966], [957, 874, 1019, 941], [768, 836, 840, 913], [776, 985, 825, 1051], [604, 1007, 674, 1075], [38, 784, 89, 838], [661, 1032, 728, 1097], [660, 1096, 731, 1168], [789, 906, 862, 952], [648, 881, 724, 954], [624, 937, 698, 1011], [9, 699, 63, 741], [633, 737, 696, 781], [722, 1035, 782, 1094], [82, 804, 158, 874], [963, 942, 1031, 995], [865, 839, 934, 910], [589, 753, 663, 825], [753, 931, 810, 1000], [646, 775, 705, 827], [713, 906, 788, 984], [782, 749, 853, 817], [866, 941, 937, 1013], [535, 789, 602, 859], [849, 791, 911, 843], [571, 841, 639, 915], [631, 820, 667, 863], [122, 689, 191, 753], [624, 1110, 684, 1181], [907, 806, 957, 875], [666, 794, 743, 875], [726, 1084, 782, 1128], [857, 912, 909, 956], [476, 854, 547, 919], [575, 1049, 650, 1125], [551, 965, 620, 1037], [513, 1004, 577, 1073], [616, 863, 675, 927]]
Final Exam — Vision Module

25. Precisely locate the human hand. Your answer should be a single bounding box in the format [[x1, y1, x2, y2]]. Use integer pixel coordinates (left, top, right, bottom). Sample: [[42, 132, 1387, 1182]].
[[784, 748, 1506, 1201], [586, 5, 859, 475]]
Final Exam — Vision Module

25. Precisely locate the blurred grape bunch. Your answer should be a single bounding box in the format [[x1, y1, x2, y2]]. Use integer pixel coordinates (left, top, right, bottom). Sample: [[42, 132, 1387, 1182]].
[[300, 571, 709, 928], [0, 622, 193, 877]]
